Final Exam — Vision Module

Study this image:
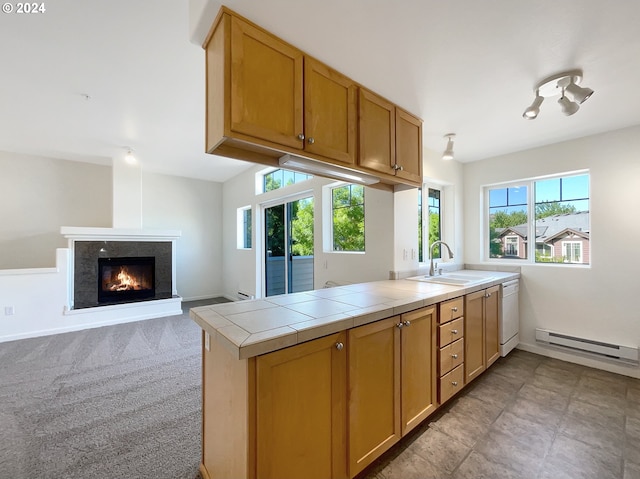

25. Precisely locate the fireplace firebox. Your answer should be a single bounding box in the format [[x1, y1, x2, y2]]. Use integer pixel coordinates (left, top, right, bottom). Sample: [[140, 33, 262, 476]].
[[98, 257, 155, 304]]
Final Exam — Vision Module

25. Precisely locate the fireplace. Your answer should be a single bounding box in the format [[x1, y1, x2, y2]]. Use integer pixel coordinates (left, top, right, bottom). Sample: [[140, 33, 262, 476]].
[[98, 257, 156, 304]]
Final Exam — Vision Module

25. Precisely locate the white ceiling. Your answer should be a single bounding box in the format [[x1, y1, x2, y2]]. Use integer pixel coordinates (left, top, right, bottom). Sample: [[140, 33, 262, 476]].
[[2, 0, 640, 183]]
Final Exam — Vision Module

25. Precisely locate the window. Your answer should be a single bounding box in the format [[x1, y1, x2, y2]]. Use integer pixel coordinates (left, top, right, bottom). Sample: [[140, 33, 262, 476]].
[[418, 187, 442, 262], [562, 241, 582, 263], [486, 172, 590, 265], [237, 206, 252, 249], [489, 185, 528, 259], [332, 184, 364, 252], [263, 169, 312, 193], [504, 236, 519, 256]]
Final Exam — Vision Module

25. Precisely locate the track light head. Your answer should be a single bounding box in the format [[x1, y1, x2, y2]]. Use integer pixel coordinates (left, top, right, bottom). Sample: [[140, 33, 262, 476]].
[[523, 93, 544, 119], [558, 93, 580, 116], [442, 133, 455, 161], [565, 81, 594, 104]]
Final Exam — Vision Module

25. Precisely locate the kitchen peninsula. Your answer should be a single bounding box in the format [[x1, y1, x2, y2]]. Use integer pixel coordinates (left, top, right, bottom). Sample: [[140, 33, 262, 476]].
[[190, 271, 518, 479]]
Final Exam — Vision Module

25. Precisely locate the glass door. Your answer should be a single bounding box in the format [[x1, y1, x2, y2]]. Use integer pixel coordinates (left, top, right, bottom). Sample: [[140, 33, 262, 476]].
[[264, 197, 314, 296]]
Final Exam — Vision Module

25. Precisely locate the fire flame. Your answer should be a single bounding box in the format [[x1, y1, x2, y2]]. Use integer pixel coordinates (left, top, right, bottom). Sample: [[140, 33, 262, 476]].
[[109, 267, 141, 291]]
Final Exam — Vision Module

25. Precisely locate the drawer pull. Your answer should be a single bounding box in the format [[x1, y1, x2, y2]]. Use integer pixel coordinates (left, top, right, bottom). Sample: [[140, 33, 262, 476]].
[[452, 381, 458, 387], [451, 307, 458, 312], [452, 353, 458, 359], [451, 329, 459, 335], [335, 342, 344, 351]]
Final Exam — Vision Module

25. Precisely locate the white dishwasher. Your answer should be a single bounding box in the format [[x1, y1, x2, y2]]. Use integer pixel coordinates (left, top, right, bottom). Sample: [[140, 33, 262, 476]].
[[500, 279, 520, 356]]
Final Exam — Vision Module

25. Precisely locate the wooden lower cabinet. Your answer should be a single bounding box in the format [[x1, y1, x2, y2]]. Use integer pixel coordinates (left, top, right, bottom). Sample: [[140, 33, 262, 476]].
[[256, 332, 348, 479], [485, 285, 501, 367], [200, 289, 503, 479], [348, 316, 401, 477], [400, 306, 438, 436], [200, 330, 348, 479], [348, 306, 438, 477], [465, 285, 500, 384]]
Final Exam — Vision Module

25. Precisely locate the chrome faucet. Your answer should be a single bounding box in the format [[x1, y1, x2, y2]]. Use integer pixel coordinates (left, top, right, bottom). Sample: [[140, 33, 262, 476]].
[[429, 241, 454, 276]]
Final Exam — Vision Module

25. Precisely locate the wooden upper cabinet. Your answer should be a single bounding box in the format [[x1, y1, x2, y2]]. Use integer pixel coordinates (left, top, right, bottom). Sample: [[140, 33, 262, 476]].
[[304, 57, 357, 165], [358, 88, 396, 176], [204, 6, 423, 187], [256, 332, 347, 479], [229, 15, 304, 150], [395, 108, 423, 183]]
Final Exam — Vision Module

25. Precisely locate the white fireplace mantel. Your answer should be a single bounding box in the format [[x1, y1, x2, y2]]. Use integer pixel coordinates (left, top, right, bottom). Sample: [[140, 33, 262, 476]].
[[61, 226, 181, 241]]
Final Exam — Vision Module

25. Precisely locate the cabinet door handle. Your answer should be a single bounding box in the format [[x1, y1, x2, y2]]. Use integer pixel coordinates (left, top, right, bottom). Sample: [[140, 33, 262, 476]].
[[307, 137, 315, 144], [397, 322, 404, 329], [452, 381, 458, 387], [485, 292, 492, 298], [393, 164, 404, 171], [451, 329, 458, 335], [297, 133, 305, 140], [335, 342, 344, 351], [403, 320, 411, 327], [451, 307, 458, 312], [452, 353, 458, 359]]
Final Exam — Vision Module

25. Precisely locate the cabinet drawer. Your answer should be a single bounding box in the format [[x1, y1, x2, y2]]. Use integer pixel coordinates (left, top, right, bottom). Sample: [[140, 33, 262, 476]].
[[438, 317, 464, 348], [439, 297, 464, 323], [439, 364, 464, 404], [439, 338, 464, 375]]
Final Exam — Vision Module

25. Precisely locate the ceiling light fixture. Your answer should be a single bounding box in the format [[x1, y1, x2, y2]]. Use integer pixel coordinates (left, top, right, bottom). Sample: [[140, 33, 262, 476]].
[[124, 148, 137, 165], [442, 133, 455, 160], [278, 154, 379, 185], [522, 69, 594, 120]]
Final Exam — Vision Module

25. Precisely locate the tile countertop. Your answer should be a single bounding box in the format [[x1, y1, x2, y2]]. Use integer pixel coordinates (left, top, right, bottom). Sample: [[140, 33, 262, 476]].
[[189, 271, 519, 360]]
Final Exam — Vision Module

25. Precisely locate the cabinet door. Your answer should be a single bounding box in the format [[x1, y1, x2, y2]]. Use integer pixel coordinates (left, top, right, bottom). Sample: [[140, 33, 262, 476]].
[[348, 316, 401, 477], [256, 332, 347, 479], [485, 285, 501, 368], [465, 290, 486, 383], [401, 306, 437, 436], [230, 16, 304, 149], [395, 108, 423, 184], [358, 89, 395, 175], [304, 57, 357, 165]]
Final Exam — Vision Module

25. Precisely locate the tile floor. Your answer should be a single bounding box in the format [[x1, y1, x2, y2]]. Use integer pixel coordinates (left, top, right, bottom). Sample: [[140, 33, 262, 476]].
[[360, 350, 640, 479]]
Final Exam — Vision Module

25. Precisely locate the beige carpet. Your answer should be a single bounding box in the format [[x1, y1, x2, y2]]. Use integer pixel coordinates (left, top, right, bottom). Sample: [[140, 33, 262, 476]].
[[0, 299, 227, 479]]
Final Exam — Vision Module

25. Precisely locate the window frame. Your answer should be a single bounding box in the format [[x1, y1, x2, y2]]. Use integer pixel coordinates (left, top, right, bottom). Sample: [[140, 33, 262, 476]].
[[237, 206, 253, 250], [484, 170, 590, 266], [419, 185, 443, 263]]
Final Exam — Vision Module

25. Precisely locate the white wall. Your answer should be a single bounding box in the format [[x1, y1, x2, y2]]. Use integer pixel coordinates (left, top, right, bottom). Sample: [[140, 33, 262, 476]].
[[463, 125, 640, 377], [141, 171, 224, 300], [221, 164, 395, 299], [0, 151, 111, 269]]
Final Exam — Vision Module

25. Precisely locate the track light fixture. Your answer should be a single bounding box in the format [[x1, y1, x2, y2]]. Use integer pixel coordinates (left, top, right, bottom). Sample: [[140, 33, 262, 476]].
[[442, 133, 455, 160], [522, 69, 594, 120]]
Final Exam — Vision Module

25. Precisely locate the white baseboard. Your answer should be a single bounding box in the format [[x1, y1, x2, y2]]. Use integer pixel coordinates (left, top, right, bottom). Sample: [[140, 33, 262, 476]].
[[517, 341, 640, 379]]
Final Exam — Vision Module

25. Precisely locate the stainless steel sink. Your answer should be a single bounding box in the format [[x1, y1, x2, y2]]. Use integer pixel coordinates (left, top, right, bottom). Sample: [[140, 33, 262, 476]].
[[407, 271, 496, 286]]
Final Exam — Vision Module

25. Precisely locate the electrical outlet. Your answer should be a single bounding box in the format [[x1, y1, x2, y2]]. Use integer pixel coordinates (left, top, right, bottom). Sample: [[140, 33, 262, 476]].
[[5, 306, 15, 316]]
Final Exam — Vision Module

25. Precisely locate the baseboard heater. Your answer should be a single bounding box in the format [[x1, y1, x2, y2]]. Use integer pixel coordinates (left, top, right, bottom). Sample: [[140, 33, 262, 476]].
[[237, 291, 254, 301], [535, 328, 639, 364]]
